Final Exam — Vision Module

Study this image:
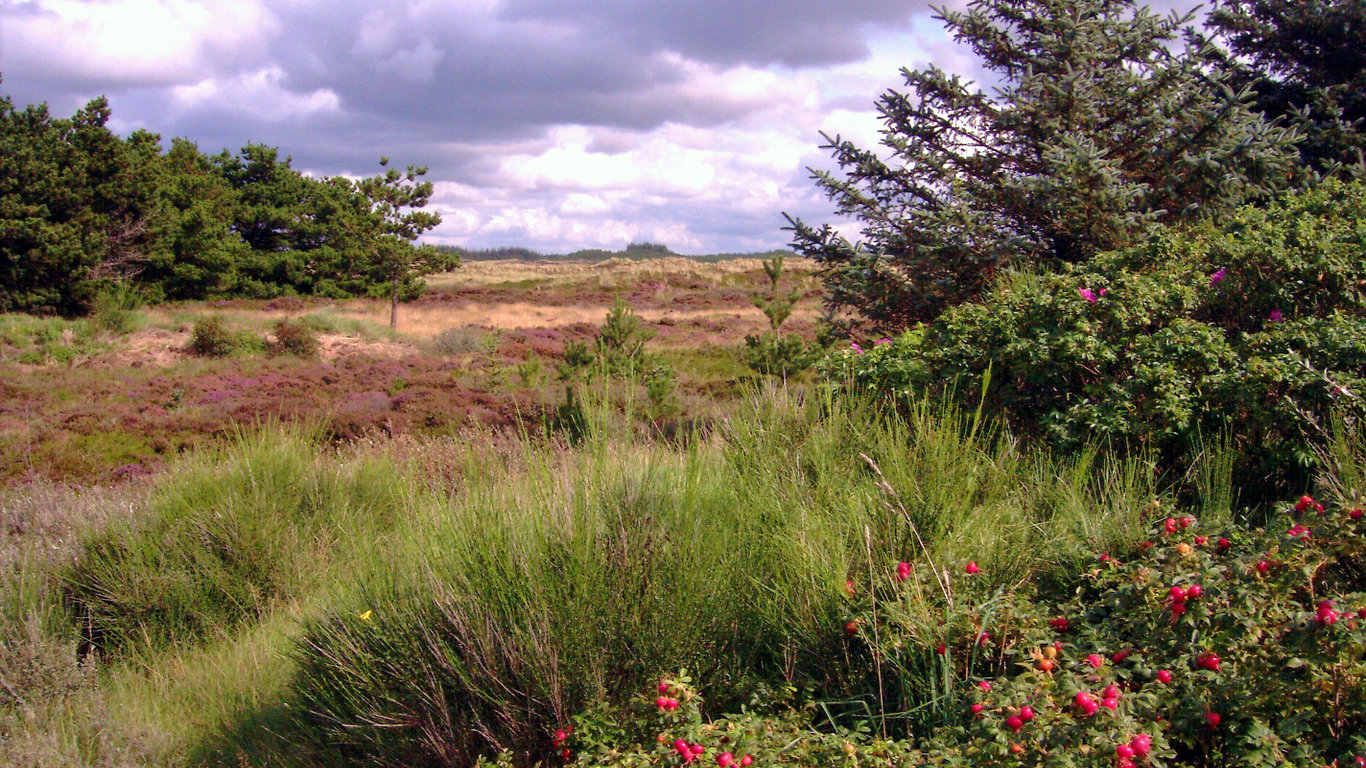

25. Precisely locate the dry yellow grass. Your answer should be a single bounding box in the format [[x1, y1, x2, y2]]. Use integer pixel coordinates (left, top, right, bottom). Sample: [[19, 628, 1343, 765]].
[[425, 256, 817, 291], [329, 300, 795, 339], [133, 258, 822, 342]]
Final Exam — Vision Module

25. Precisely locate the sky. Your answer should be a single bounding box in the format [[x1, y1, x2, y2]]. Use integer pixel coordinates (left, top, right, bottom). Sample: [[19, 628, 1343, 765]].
[[1, 0, 1199, 254]]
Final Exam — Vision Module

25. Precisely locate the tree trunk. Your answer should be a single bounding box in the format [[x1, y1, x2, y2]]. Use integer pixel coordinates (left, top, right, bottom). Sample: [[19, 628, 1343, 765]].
[[390, 270, 399, 330]]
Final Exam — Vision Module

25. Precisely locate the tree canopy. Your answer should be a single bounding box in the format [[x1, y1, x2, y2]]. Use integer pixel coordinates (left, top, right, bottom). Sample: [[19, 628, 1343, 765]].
[[788, 0, 1300, 332], [1207, 0, 1366, 178], [0, 76, 448, 315]]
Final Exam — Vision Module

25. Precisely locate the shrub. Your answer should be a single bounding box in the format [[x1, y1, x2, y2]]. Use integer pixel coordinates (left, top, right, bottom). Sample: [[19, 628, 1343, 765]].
[[551, 493, 1366, 768], [90, 282, 144, 334], [556, 338, 594, 381], [743, 253, 815, 378], [643, 362, 678, 418], [188, 316, 238, 357], [837, 180, 1366, 498], [742, 332, 814, 378], [595, 299, 653, 378], [428, 326, 487, 356], [515, 352, 545, 388], [270, 318, 320, 357]]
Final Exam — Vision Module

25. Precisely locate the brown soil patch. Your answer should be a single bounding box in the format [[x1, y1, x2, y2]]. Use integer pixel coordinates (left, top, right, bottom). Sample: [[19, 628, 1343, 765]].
[[84, 329, 417, 369]]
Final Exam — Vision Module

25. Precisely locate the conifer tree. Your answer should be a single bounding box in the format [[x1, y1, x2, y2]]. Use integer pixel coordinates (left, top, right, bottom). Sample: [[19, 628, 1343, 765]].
[[1207, 0, 1366, 177], [357, 158, 449, 329], [787, 0, 1299, 331]]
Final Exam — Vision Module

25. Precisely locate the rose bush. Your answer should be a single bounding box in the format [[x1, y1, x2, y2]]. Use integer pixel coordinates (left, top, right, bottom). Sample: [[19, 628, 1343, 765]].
[[829, 180, 1366, 499], [535, 492, 1366, 767]]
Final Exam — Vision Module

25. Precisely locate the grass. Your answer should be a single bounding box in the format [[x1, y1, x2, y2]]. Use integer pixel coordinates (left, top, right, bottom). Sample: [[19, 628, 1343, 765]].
[[64, 428, 424, 655], [0, 481, 158, 768], [422, 257, 816, 293], [20, 387, 1183, 767], [0, 386, 1195, 767], [0, 314, 111, 364]]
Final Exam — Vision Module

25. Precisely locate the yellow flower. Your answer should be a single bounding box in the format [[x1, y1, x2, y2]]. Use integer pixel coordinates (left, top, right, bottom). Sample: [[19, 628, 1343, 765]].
[[359, 610, 373, 622]]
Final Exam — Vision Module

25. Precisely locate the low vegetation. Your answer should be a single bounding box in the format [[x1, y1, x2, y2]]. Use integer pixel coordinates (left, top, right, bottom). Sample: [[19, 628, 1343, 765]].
[[550, 486, 1366, 768], [5, 1, 1366, 766], [5, 388, 1172, 767]]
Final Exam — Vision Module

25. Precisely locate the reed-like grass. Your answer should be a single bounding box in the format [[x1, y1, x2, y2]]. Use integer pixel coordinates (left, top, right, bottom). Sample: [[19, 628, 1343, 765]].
[[63, 428, 424, 656], [7, 387, 1253, 768], [276, 388, 1165, 766]]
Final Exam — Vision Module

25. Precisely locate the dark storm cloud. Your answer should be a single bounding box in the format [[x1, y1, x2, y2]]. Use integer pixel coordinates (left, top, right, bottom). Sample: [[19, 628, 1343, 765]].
[[2, 0, 1210, 157], [248, 0, 938, 144], [76, 0, 928, 178]]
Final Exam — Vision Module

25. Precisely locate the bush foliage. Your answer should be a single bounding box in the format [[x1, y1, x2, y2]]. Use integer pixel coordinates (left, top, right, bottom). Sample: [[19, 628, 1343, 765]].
[[834, 180, 1366, 495], [545, 492, 1366, 768]]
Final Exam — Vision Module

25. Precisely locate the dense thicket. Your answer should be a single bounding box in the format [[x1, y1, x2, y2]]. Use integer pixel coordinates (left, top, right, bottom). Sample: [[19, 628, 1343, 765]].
[[838, 179, 1366, 499], [0, 80, 450, 315], [788, 0, 1299, 332]]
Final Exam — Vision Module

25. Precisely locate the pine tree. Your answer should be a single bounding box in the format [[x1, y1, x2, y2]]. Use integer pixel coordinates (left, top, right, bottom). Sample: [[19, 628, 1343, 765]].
[[787, 0, 1300, 332], [357, 158, 449, 329], [0, 87, 160, 314]]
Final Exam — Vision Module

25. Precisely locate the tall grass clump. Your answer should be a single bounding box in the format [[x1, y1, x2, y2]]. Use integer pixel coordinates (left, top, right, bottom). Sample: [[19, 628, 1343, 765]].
[[90, 283, 145, 335], [278, 387, 1162, 767], [0, 483, 169, 768], [63, 429, 423, 657]]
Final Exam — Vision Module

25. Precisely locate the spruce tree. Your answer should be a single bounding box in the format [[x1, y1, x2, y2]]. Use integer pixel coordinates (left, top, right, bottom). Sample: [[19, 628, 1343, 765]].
[[1207, 0, 1366, 177], [787, 0, 1299, 331]]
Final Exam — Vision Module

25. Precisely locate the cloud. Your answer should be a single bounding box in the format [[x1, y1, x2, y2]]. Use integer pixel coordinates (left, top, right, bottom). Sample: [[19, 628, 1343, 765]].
[[498, 0, 933, 68], [1, 0, 275, 88], [1, 0, 1215, 254], [171, 68, 341, 122]]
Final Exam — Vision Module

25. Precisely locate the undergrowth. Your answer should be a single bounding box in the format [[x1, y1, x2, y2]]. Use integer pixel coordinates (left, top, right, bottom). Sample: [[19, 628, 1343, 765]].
[[0, 390, 1294, 768]]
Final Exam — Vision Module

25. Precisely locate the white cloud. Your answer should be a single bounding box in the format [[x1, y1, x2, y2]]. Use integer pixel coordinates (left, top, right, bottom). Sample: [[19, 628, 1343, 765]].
[[376, 38, 444, 83], [2, 0, 275, 85], [559, 193, 612, 216], [171, 68, 341, 121]]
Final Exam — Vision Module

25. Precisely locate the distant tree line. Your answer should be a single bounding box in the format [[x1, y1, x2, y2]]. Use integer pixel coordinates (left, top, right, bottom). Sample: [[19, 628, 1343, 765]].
[[447, 242, 797, 264], [0, 77, 449, 316]]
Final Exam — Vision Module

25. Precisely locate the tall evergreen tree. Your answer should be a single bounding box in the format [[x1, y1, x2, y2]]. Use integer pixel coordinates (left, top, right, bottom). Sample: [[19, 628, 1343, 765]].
[[139, 138, 248, 300], [1207, 0, 1366, 177], [357, 158, 450, 329], [0, 87, 157, 314], [0, 78, 450, 311], [787, 0, 1299, 332]]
